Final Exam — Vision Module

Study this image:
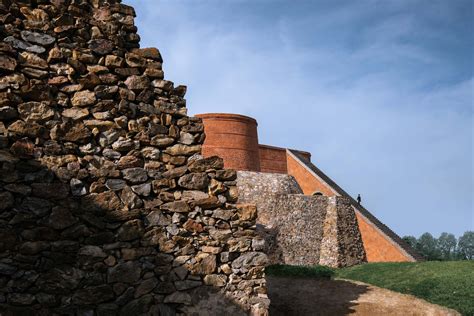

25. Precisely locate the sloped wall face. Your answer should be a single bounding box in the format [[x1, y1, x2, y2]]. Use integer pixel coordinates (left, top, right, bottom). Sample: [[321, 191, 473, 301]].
[[333, 198, 367, 267], [286, 153, 335, 196], [0, 1, 268, 315], [355, 212, 414, 262], [237, 171, 366, 267]]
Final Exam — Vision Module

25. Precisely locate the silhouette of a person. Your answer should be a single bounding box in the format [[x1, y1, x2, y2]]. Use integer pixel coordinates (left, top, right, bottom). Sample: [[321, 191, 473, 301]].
[[357, 194, 362, 205]]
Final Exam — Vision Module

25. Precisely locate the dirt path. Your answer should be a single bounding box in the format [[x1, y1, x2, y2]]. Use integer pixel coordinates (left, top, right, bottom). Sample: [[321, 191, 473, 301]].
[[267, 276, 460, 316]]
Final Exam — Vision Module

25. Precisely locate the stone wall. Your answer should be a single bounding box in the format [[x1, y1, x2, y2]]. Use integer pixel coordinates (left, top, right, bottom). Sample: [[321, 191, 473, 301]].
[[237, 171, 366, 267], [319, 197, 367, 267], [0, 1, 268, 315]]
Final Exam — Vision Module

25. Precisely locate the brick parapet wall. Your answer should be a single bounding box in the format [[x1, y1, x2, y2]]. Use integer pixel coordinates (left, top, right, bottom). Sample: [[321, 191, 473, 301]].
[[0, 1, 268, 315], [286, 152, 335, 196], [258, 145, 287, 174]]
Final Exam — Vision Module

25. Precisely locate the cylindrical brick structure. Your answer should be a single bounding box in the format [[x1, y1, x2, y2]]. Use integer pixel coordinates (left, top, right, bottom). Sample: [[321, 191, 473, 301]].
[[195, 113, 261, 171]]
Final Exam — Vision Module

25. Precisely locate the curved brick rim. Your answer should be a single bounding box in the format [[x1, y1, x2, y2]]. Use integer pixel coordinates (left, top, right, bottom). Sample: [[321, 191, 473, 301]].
[[195, 113, 258, 125]]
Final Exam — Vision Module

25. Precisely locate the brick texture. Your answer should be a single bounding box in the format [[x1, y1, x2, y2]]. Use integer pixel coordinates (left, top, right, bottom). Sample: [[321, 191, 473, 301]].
[[356, 212, 413, 262], [287, 153, 336, 196], [259, 145, 287, 174], [196, 113, 261, 171]]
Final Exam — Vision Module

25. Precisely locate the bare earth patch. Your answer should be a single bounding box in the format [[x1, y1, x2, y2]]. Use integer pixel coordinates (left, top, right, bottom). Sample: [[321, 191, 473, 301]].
[[267, 276, 460, 316]]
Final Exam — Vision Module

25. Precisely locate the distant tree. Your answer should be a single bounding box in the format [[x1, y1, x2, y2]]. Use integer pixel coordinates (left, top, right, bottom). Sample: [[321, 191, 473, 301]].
[[437, 232, 457, 260], [402, 236, 417, 249], [417, 232, 441, 260], [457, 231, 474, 260]]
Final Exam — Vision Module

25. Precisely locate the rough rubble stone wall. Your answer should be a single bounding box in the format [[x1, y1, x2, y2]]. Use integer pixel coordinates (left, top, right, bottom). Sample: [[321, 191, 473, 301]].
[[255, 194, 328, 265], [0, 1, 268, 315], [237, 171, 366, 267], [319, 197, 367, 268], [334, 198, 367, 267]]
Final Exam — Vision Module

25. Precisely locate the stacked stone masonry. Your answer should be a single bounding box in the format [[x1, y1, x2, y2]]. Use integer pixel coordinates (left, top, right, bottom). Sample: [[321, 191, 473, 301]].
[[237, 171, 366, 268], [0, 1, 268, 315]]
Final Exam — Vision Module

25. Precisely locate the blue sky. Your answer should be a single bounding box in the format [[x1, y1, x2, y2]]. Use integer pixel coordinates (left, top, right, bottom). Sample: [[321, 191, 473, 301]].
[[126, 0, 473, 238]]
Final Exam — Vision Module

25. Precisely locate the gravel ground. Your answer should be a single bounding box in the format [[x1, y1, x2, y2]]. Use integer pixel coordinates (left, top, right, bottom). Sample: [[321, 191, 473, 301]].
[[267, 276, 460, 316]]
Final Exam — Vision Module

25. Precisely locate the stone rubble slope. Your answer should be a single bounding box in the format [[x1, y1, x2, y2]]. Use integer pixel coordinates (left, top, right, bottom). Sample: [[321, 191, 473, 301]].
[[0, 0, 268, 315]]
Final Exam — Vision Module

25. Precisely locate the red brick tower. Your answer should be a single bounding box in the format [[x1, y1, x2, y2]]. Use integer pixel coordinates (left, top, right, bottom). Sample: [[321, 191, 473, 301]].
[[196, 113, 261, 171]]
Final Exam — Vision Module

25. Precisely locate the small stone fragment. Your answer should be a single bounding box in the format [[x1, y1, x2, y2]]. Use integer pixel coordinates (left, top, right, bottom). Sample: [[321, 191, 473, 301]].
[[10, 138, 35, 158], [0, 54, 17, 71], [89, 39, 114, 55], [18, 102, 54, 122], [4, 36, 45, 54], [70, 178, 87, 196], [108, 261, 141, 283], [131, 47, 162, 61], [160, 201, 190, 213], [183, 219, 204, 233], [203, 274, 227, 287], [178, 173, 209, 190], [192, 255, 216, 275], [120, 186, 143, 209], [131, 183, 151, 196], [188, 156, 224, 172], [20, 30, 55, 45], [122, 168, 148, 183], [164, 144, 201, 156], [47, 206, 77, 229], [124, 75, 150, 91], [62, 108, 89, 120], [117, 219, 144, 241], [112, 138, 135, 152], [0, 106, 18, 120], [231, 252, 268, 270], [105, 55, 124, 68], [71, 90, 96, 107], [105, 179, 127, 191], [19, 52, 48, 69], [0, 191, 14, 211]]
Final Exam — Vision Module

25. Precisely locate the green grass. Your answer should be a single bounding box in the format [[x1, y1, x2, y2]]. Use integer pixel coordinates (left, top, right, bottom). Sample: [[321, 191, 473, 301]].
[[266, 264, 335, 279], [336, 261, 474, 315]]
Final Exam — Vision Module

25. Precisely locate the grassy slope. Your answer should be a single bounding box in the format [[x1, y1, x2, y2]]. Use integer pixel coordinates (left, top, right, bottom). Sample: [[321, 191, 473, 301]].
[[336, 261, 474, 315]]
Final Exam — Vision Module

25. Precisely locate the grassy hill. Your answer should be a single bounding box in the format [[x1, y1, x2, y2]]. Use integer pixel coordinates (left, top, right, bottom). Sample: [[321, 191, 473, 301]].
[[336, 261, 474, 315]]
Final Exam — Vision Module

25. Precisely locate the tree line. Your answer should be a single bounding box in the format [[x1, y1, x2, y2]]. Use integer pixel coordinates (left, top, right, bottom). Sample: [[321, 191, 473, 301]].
[[402, 231, 473, 261]]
